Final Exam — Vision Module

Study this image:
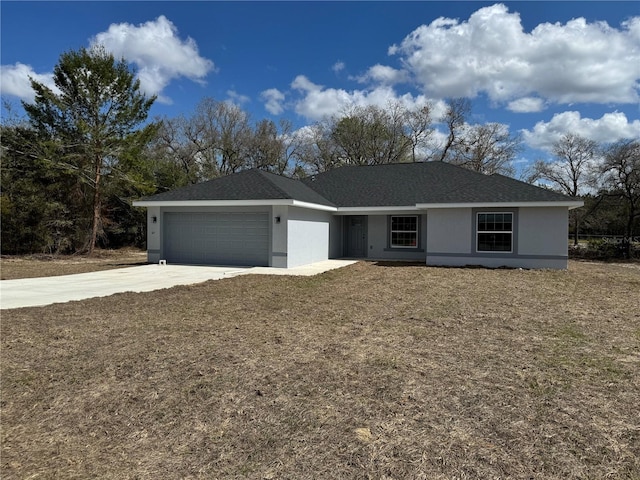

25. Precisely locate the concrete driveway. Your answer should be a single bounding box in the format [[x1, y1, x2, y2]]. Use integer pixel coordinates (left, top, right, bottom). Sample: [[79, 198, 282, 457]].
[[0, 264, 247, 310], [0, 260, 356, 310]]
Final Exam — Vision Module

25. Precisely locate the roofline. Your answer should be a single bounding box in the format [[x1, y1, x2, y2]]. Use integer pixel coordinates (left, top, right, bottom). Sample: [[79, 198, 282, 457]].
[[133, 199, 583, 211], [416, 201, 585, 209], [132, 199, 337, 212], [335, 206, 422, 215], [329, 201, 584, 213]]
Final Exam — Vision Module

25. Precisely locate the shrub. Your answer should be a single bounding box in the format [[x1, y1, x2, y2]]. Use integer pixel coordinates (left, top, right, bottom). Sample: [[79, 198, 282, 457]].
[[569, 237, 639, 260]]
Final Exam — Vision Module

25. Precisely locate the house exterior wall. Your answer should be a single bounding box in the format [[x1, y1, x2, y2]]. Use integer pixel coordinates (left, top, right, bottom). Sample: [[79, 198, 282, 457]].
[[518, 207, 568, 257], [426, 206, 569, 269], [146, 206, 162, 262], [366, 214, 428, 261], [271, 205, 288, 268], [426, 208, 472, 255], [143, 203, 570, 269], [286, 206, 331, 268]]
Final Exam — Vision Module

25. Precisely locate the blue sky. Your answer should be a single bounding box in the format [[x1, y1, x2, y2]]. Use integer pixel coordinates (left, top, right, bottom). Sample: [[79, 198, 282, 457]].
[[1, 1, 639, 173]]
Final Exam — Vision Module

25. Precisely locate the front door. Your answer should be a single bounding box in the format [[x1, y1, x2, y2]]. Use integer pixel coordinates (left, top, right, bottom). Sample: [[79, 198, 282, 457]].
[[346, 216, 367, 257]]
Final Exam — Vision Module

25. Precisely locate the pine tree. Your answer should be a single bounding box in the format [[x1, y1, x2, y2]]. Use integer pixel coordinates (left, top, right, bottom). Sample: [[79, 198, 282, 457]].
[[23, 46, 156, 254]]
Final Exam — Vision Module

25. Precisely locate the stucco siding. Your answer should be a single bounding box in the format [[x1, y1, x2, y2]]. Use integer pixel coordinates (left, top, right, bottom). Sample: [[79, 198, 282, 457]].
[[271, 205, 288, 267], [426, 206, 569, 269], [287, 207, 331, 268], [427, 208, 472, 255], [146, 206, 161, 262], [518, 207, 568, 257]]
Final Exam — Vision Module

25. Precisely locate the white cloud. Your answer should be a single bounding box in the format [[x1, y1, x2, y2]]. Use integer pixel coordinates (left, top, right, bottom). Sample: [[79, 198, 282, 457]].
[[332, 61, 345, 73], [293, 87, 355, 120], [91, 15, 215, 102], [390, 3, 640, 105], [227, 90, 250, 105], [356, 64, 409, 85], [1, 16, 213, 105], [291, 75, 321, 93], [260, 88, 285, 115], [290, 75, 434, 122], [507, 97, 545, 113], [522, 111, 640, 151], [0, 62, 59, 102]]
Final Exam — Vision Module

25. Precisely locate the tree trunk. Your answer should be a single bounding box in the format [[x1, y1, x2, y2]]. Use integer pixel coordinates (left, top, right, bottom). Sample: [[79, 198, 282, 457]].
[[624, 210, 634, 259], [571, 211, 579, 246], [88, 158, 102, 256]]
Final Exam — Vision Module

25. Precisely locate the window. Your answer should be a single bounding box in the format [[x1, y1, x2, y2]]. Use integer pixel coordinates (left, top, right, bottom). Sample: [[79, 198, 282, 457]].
[[477, 212, 513, 252], [391, 216, 418, 248]]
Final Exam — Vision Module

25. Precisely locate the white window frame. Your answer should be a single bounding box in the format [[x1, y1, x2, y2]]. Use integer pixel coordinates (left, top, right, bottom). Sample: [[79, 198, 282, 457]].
[[476, 212, 513, 253], [390, 215, 419, 249]]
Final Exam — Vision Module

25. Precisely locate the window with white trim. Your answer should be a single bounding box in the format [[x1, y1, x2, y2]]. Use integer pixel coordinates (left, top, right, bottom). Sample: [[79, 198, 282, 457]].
[[390, 216, 418, 248], [477, 212, 513, 252]]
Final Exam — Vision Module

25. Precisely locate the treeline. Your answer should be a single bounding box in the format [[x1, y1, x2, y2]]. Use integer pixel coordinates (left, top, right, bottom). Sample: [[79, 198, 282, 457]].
[[1, 47, 638, 257], [526, 134, 639, 258], [149, 96, 522, 185]]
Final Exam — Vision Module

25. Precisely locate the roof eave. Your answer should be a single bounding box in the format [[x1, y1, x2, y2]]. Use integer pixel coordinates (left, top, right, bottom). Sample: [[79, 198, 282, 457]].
[[132, 198, 337, 212], [335, 206, 422, 215], [416, 200, 585, 209], [133, 199, 583, 212]]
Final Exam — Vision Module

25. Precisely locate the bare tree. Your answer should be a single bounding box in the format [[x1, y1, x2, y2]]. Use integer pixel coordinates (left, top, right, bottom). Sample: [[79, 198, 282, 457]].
[[196, 98, 252, 176], [519, 159, 544, 184], [449, 122, 521, 176], [404, 102, 435, 162], [293, 104, 418, 174], [601, 139, 640, 258], [246, 119, 294, 175], [150, 116, 205, 185], [292, 122, 341, 175], [435, 98, 471, 162], [151, 98, 256, 181], [277, 119, 304, 176], [330, 104, 412, 166], [532, 133, 598, 245], [547, 134, 598, 196]]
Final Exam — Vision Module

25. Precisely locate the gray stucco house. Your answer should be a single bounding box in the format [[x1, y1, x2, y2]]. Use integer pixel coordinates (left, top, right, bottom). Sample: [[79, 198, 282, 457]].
[[133, 162, 583, 269]]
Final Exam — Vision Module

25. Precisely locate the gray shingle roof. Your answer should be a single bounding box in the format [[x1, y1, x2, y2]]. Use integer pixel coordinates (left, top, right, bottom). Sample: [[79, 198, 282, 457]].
[[138, 162, 574, 207], [301, 161, 573, 206], [138, 169, 335, 206]]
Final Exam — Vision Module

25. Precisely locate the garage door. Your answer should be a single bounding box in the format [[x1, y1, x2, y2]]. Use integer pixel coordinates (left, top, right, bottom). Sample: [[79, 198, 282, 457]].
[[163, 212, 269, 266]]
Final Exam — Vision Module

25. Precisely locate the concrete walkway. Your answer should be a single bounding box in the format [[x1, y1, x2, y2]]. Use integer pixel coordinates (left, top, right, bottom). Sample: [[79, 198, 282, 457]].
[[243, 259, 357, 277], [0, 260, 357, 310]]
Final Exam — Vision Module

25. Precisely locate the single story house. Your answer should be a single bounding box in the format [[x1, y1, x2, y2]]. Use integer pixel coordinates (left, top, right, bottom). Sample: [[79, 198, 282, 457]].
[[133, 162, 583, 269]]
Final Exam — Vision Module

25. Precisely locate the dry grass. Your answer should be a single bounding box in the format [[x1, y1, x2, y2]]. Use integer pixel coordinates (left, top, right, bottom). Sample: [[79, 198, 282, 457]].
[[1, 261, 639, 479], [0, 248, 148, 280]]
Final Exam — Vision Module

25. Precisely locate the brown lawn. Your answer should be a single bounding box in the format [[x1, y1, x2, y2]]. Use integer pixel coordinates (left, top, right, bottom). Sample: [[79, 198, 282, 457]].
[[1, 260, 639, 479], [0, 248, 148, 280]]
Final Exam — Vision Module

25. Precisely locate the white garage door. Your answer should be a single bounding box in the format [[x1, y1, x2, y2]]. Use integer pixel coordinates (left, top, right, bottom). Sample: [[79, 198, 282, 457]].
[[163, 212, 270, 266]]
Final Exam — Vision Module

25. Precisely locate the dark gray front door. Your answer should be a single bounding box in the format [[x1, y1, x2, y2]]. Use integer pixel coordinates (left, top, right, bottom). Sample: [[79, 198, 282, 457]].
[[346, 216, 367, 257]]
